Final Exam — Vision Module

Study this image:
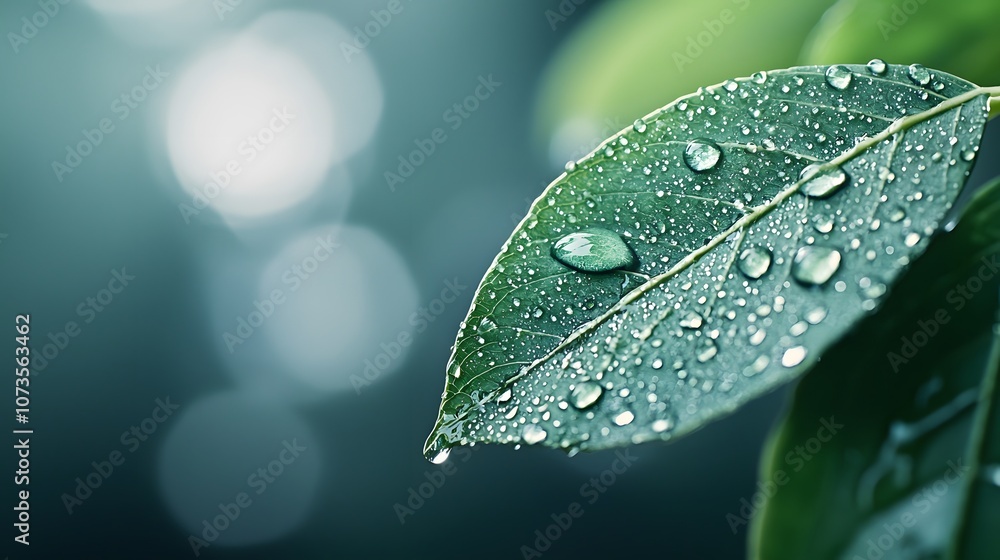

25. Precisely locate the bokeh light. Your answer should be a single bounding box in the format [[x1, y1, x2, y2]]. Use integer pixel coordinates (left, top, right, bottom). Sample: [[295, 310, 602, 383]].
[[157, 391, 322, 548]]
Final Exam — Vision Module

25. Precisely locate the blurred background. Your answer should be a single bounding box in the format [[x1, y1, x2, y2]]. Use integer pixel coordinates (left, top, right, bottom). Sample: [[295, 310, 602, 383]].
[[1, 0, 998, 558]]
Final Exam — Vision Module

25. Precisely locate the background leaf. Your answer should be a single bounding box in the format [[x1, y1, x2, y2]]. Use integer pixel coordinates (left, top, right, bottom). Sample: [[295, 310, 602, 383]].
[[802, 0, 1000, 89], [425, 64, 990, 461], [750, 178, 1000, 559], [535, 0, 837, 169]]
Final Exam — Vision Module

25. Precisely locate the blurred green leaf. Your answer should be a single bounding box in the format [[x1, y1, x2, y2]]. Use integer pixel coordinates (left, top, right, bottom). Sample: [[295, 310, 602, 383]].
[[751, 178, 1000, 559], [535, 0, 837, 167], [425, 64, 992, 461], [802, 0, 1000, 89]]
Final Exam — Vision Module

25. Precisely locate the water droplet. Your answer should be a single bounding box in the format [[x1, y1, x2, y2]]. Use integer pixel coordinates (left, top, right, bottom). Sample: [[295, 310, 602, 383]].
[[430, 449, 452, 464], [564, 160, 577, 172], [866, 58, 887, 75], [679, 311, 704, 329], [750, 71, 767, 84], [723, 80, 739, 92], [825, 65, 852, 90], [632, 119, 647, 133], [737, 246, 772, 279], [805, 307, 828, 325], [683, 139, 722, 172], [522, 424, 547, 444], [652, 417, 674, 432], [781, 346, 808, 367], [651, 358, 663, 370], [478, 316, 497, 333], [569, 382, 603, 410], [697, 342, 718, 363], [961, 149, 976, 162], [889, 207, 906, 222], [498, 388, 512, 403], [792, 246, 842, 286], [552, 228, 635, 273], [904, 232, 921, 247], [907, 63, 931, 86], [613, 411, 635, 426], [799, 164, 848, 198]]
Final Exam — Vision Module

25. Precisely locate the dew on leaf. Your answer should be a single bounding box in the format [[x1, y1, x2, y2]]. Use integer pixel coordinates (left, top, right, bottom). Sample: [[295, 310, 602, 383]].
[[522, 424, 548, 444], [613, 411, 635, 426], [792, 246, 842, 286], [907, 63, 931, 86], [737, 246, 772, 279], [825, 65, 852, 90], [781, 346, 808, 367], [552, 228, 635, 273], [800, 164, 848, 198], [866, 58, 887, 75], [570, 382, 604, 410], [683, 139, 722, 172]]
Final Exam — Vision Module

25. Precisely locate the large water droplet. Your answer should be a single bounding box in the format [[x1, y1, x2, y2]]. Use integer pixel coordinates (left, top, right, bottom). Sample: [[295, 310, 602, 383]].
[[570, 382, 603, 410], [552, 228, 635, 273], [683, 139, 722, 172], [632, 119, 647, 133], [792, 246, 842, 286], [430, 449, 452, 464], [781, 346, 808, 367], [478, 316, 497, 333], [737, 246, 772, 279], [907, 64, 931, 86], [799, 164, 848, 198], [613, 411, 635, 426], [750, 71, 768, 84], [652, 417, 675, 432], [866, 58, 887, 75], [522, 424, 547, 444], [825, 65, 852, 90]]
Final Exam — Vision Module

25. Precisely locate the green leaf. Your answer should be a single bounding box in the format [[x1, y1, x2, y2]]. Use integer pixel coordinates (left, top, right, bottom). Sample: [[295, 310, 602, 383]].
[[424, 64, 993, 462], [802, 0, 1000, 90], [750, 177, 1000, 559], [536, 0, 838, 163]]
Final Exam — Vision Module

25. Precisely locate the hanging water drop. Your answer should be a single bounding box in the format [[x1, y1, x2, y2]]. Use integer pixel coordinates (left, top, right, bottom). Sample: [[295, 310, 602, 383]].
[[737, 246, 772, 279], [569, 382, 603, 410], [430, 448, 452, 464], [907, 63, 931, 86], [799, 164, 848, 198], [552, 228, 635, 273], [792, 246, 842, 286], [825, 65, 852, 90], [866, 58, 887, 75], [632, 119, 647, 133], [564, 160, 577, 172], [683, 139, 722, 172]]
